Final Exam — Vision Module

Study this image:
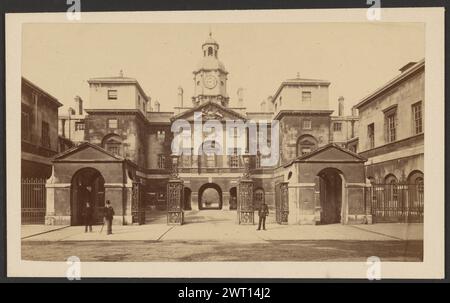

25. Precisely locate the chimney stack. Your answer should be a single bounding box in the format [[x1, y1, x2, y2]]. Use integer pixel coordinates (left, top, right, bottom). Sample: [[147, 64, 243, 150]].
[[75, 95, 83, 115], [351, 106, 358, 117], [338, 96, 344, 116], [154, 100, 160, 112], [177, 87, 184, 108], [237, 88, 244, 107]]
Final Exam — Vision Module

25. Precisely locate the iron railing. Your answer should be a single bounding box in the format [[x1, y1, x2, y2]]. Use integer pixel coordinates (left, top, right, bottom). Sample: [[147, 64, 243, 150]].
[[21, 178, 46, 224], [370, 183, 423, 223]]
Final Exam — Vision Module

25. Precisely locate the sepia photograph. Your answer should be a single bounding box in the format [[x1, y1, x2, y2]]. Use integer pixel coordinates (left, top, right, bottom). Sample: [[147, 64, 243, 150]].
[[5, 8, 444, 279]]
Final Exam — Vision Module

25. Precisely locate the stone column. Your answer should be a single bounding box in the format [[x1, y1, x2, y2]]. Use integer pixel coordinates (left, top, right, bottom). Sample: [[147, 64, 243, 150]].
[[122, 176, 133, 225], [45, 184, 56, 225], [222, 191, 230, 210], [191, 192, 199, 211], [313, 176, 322, 224], [365, 179, 373, 224]]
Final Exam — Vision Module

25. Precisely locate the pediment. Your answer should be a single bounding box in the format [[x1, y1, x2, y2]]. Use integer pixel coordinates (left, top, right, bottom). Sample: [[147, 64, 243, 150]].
[[172, 101, 246, 122], [53, 142, 123, 162], [289, 143, 366, 165]]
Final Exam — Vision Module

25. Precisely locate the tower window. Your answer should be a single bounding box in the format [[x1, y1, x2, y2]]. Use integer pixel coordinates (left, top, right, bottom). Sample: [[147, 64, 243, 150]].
[[208, 47, 213, 56], [303, 120, 312, 130], [214, 50, 217, 57], [333, 122, 342, 132], [108, 90, 117, 100], [75, 122, 85, 131], [157, 130, 166, 141], [107, 118, 118, 129], [302, 91, 312, 102]]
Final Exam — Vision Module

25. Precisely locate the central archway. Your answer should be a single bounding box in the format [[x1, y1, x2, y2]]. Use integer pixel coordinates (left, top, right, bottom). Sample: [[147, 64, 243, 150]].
[[70, 167, 105, 226], [318, 167, 345, 224], [198, 183, 223, 210]]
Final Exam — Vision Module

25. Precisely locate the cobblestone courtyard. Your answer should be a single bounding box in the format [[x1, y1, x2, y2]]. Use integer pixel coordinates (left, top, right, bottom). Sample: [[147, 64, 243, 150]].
[[21, 211, 423, 262]]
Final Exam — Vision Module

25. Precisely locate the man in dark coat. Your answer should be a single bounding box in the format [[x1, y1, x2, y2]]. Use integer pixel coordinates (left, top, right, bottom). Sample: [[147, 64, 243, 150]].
[[83, 202, 93, 232], [104, 200, 115, 235], [257, 202, 269, 231]]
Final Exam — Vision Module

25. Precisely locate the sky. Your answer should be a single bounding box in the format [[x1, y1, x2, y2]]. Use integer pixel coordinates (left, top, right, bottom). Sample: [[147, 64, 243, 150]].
[[22, 23, 424, 115]]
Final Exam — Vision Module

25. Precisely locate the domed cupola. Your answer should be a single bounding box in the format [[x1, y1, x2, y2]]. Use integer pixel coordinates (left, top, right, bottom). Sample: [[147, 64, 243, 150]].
[[192, 32, 229, 107]]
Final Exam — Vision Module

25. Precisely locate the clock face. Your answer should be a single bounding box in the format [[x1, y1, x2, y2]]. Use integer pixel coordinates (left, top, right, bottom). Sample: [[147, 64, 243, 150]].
[[203, 75, 217, 89]]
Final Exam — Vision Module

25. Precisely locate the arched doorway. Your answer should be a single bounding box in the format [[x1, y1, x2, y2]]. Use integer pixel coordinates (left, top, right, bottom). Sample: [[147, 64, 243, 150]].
[[198, 183, 222, 210], [183, 187, 192, 210], [70, 167, 105, 226], [318, 168, 344, 224], [229, 187, 237, 210]]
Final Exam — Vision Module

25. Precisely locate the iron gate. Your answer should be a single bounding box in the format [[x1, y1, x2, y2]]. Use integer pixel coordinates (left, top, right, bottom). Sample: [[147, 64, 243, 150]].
[[275, 182, 289, 224], [370, 183, 423, 223], [131, 181, 145, 224], [21, 178, 46, 224]]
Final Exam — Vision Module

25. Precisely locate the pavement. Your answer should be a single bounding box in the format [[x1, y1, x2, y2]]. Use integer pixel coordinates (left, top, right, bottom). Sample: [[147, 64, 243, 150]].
[[21, 210, 423, 243]]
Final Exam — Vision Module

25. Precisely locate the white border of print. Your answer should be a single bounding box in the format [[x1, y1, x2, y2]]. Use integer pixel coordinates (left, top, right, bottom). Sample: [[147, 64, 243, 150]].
[[6, 8, 444, 278]]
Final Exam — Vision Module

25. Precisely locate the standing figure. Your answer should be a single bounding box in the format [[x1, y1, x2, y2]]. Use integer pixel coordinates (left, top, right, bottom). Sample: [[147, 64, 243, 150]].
[[256, 202, 269, 231], [104, 200, 115, 235], [83, 201, 93, 232]]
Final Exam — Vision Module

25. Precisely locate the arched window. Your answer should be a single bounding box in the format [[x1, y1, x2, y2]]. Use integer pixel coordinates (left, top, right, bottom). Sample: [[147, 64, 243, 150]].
[[408, 171, 424, 207], [102, 134, 123, 156], [296, 135, 318, 156], [385, 174, 398, 202], [208, 47, 213, 56]]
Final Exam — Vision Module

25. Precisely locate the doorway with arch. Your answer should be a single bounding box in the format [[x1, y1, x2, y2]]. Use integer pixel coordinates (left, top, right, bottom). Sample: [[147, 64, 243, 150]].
[[70, 167, 105, 225], [318, 167, 345, 224], [198, 183, 223, 210]]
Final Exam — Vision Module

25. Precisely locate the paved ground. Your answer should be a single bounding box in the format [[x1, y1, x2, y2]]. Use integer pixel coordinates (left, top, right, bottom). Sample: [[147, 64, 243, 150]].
[[21, 210, 423, 262]]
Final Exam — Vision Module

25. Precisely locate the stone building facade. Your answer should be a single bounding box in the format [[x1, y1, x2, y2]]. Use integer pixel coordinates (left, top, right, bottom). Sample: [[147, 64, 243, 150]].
[[353, 60, 424, 223], [45, 33, 370, 226], [354, 60, 424, 185], [21, 77, 62, 178]]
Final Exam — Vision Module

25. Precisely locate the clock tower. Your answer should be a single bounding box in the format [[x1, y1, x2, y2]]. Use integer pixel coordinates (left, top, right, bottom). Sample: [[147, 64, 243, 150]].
[[192, 32, 229, 107]]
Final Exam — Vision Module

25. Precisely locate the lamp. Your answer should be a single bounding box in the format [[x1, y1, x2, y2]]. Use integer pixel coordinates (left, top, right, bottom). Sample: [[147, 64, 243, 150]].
[[170, 154, 180, 178], [242, 152, 251, 179]]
